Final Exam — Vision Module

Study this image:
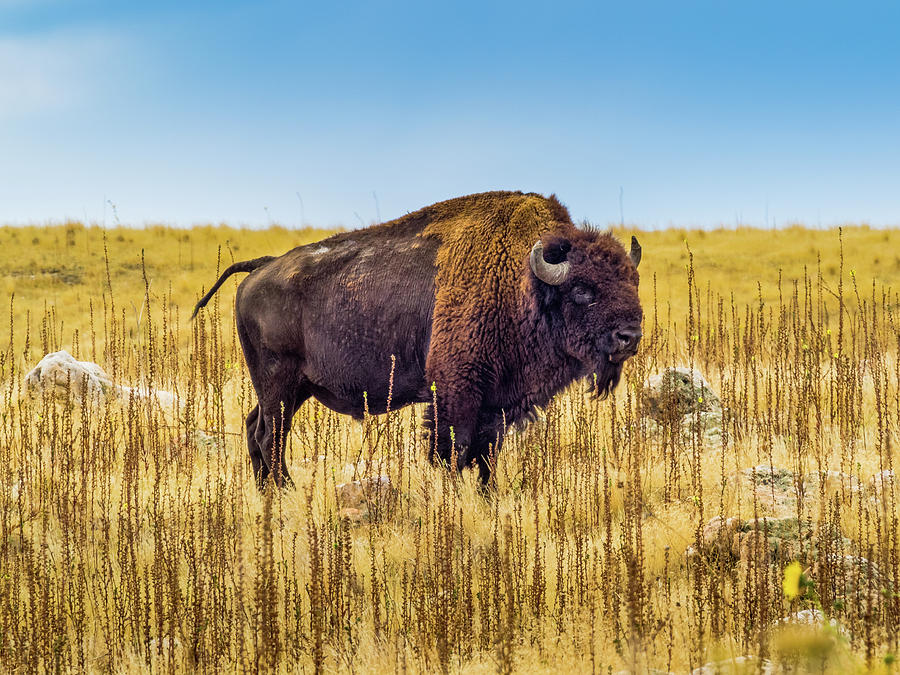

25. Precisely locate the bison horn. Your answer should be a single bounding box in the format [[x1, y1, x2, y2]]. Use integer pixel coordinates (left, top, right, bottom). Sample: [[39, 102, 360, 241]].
[[529, 240, 570, 286], [630, 236, 642, 268]]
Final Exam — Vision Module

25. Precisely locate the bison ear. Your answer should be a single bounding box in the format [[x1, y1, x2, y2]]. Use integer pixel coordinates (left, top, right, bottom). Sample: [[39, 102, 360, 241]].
[[541, 236, 571, 264]]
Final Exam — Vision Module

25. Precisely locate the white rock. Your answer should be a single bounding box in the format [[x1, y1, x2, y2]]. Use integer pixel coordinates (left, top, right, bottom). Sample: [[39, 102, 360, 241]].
[[120, 384, 178, 409], [25, 350, 113, 404], [869, 469, 895, 496], [692, 655, 773, 674], [803, 469, 860, 496], [25, 351, 177, 410], [778, 608, 846, 635], [148, 636, 182, 653], [191, 429, 224, 453]]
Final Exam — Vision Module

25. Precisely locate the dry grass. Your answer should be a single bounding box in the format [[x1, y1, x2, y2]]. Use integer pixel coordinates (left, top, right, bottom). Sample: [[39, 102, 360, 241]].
[[1, 221, 900, 673]]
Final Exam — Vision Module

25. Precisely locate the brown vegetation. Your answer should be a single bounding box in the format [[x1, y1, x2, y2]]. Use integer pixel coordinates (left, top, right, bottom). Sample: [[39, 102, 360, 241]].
[[1, 223, 899, 672]]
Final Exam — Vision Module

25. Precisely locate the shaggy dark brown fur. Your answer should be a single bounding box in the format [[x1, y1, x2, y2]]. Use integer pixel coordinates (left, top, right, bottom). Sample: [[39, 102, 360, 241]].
[[192, 191, 643, 487]]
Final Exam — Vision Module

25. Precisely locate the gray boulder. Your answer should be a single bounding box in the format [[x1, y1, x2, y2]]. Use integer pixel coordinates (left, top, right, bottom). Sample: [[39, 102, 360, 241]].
[[642, 367, 720, 423]]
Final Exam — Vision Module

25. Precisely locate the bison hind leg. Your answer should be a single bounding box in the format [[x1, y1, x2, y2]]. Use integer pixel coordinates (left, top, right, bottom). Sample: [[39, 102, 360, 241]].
[[244, 349, 310, 490], [247, 403, 300, 489], [238, 314, 308, 489], [245, 405, 268, 485], [254, 384, 310, 490]]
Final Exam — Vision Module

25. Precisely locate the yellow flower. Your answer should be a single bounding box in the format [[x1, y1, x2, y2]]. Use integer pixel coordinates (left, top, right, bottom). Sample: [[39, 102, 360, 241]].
[[783, 561, 803, 600]]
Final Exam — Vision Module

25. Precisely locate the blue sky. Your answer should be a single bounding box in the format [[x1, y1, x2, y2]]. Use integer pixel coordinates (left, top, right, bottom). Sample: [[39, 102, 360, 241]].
[[1, 0, 898, 229]]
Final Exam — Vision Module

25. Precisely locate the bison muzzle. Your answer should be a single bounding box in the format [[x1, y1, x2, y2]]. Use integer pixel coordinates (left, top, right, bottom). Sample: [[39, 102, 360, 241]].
[[193, 191, 643, 488]]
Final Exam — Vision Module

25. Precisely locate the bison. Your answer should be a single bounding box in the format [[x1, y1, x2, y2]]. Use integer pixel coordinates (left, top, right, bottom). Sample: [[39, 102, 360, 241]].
[[192, 191, 643, 487]]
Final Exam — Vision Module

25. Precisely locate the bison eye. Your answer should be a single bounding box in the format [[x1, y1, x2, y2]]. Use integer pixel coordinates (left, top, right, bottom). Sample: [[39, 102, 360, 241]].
[[572, 285, 594, 306]]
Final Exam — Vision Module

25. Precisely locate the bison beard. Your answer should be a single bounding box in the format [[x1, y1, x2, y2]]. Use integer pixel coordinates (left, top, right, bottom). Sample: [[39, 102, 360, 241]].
[[191, 191, 643, 489], [590, 362, 624, 400]]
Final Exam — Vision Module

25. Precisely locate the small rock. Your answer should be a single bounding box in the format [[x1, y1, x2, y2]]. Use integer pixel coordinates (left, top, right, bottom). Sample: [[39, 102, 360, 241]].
[[736, 465, 801, 517], [690, 510, 850, 574], [689, 515, 804, 564], [742, 465, 795, 491], [777, 608, 845, 635], [191, 429, 224, 453], [802, 470, 860, 498], [643, 367, 720, 424], [692, 655, 773, 675], [701, 516, 742, 558], [336, 475, 395, 516], [736, 530, 770, 571], [868, 469, 895, 500], [743, 515, 802, 541], [813, 553, 888, 606], [149, 636, 182, 653], [783, 608, 827, 625], [336, 475, 396, 525], [338, 507, 365, 523], [735, 517, 813, 572], [337, 481, 366, 510], [735, 465, 865, 518]]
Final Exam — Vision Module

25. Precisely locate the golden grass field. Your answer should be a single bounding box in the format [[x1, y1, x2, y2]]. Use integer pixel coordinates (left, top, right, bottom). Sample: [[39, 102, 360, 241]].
[[2, 220, 900, 673]]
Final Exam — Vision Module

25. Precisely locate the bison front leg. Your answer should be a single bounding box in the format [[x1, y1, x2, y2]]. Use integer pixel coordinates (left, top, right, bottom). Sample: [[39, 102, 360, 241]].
[[468, 412, 506, 487], [423, 406, 474, 473], [423, 394, 504, 487]]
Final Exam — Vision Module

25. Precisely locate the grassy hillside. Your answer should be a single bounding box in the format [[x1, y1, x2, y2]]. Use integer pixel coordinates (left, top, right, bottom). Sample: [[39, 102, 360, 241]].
[[0, 223, 343, 354], [1, 222, 896, 352], [1, 221, 899, 673]]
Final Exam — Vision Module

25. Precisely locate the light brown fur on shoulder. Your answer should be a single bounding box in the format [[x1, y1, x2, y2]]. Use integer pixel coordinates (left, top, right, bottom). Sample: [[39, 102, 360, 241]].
[[422, 191, 572, 310], [421, 191, 575, 449]]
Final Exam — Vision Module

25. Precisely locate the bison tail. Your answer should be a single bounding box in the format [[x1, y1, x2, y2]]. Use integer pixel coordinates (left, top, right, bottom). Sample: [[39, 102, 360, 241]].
[[190, 256, 276, 320]]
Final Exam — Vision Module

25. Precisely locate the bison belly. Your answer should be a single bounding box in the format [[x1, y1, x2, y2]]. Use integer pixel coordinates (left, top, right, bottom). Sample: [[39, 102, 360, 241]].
[[299, 260, 437, 419], [302, 309, 433, 418]]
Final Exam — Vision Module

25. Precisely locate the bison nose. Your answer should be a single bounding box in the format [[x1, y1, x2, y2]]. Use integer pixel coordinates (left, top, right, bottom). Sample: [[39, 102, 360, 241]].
[[614, 327, 642, 354]]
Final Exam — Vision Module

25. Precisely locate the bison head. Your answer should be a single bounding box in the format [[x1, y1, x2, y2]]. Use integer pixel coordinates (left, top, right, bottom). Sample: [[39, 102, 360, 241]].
[[530, 231, 643, 398]]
